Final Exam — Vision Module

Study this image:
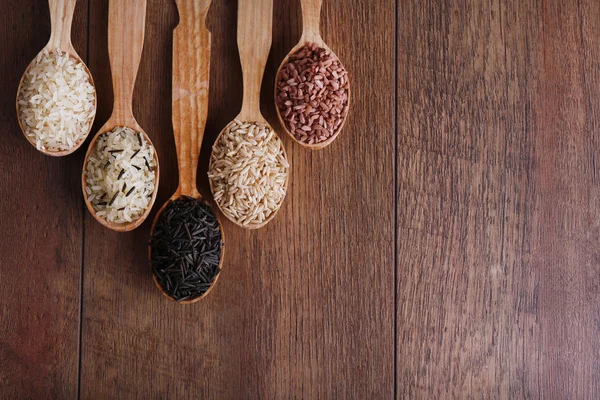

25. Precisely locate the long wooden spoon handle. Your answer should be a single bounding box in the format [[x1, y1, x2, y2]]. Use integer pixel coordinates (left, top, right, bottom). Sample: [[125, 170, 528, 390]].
[[108, 0, 147, 126], [47, 0, 76, 51], [301, 0, 323, 43], [237, 0, 272, 121], [173, 0, 212, 197]]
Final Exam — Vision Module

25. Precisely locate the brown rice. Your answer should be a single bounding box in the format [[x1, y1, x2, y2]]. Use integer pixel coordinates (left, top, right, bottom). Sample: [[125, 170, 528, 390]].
[[276, 43, 349, 145], [209, 120, 288, 227]]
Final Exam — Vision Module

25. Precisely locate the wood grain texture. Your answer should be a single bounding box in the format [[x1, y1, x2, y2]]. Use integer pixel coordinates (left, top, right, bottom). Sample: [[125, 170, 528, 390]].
[[397, 0, 600, 397], [237, 0, 272, 123], [106, 0, 147, 126], [5, 0, 599, 397], [80, 0, 394, 398], [47, 0, 77, 51], [0, 0, 88, 397], [81, 0, 148, 143], [171, 0, 211, 198], [535, 1, 600, 397], [300, 0, 323, 44]]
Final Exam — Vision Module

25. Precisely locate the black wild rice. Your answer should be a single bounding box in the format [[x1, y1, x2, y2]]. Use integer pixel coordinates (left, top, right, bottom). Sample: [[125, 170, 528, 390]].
[[108, 192, 118, 206], [150, 196, 223, 302], [130, 149, 140, 160]]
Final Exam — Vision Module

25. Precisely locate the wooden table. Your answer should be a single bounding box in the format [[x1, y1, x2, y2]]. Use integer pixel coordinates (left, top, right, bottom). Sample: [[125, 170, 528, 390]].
[[1, 0, 599, 398]]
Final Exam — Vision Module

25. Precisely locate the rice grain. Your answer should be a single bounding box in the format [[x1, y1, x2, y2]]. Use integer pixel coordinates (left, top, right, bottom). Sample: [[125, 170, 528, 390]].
[[17, 49, 96, 152], [209, 121, 288, 227], [84, 126, 156, 224], [276, 43, 349, 145]]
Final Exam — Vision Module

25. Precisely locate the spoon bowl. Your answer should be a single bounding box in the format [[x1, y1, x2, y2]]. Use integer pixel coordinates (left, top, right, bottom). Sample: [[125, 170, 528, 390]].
[[149, 193, 225, 304], [209, 118, 289, 230], [82, 122, 159, 232], [16, 0, 97, 157], [82, 0, 158, 232], [274, 0, 350, 150]]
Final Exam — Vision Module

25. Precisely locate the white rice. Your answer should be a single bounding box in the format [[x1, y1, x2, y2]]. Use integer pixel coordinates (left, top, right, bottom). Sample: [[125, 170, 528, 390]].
[[84, 126, 156, 224], [17, 48, 96, 152], [209, 120, 289, 227]]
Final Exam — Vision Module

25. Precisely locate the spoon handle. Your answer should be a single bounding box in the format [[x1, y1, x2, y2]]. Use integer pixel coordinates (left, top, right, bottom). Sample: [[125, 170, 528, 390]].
[[47, 0, 76, 51], [173, 0, 212, 198], [301, 0, 323, 43], [237, 0, 272, 122], [107, 0, 147, 126]]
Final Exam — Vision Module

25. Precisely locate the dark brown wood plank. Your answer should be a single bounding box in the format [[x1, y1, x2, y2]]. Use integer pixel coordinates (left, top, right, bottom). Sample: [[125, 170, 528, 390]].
[[80, 0, 395, 398], [397, 0, 600, 397], [534, 0, 600, 397], [0, 0, 88, 398]]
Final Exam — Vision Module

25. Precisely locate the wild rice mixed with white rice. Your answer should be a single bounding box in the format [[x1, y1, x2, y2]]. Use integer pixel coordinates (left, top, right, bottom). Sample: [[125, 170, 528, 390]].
[[84, 126, 156, 224], [209, 120, 289, 227], [17, 49, 96, 152]]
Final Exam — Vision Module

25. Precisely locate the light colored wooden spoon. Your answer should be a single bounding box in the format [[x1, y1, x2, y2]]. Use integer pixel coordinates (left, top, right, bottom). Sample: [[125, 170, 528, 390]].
[[274, 0, 351, 150], [149, 0, 224, 304], [209, 0, 289, 230], [16, 0, 97, 157], [81, 0, 159, 232]]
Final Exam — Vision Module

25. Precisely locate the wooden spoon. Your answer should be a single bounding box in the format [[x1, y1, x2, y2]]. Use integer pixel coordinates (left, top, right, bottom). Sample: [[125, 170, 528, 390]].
[[149, 0, 224, 304], [81, 0, 159, 232], [16, 0, 97, 157], [274, 0, 350, 150], [209, 0, 289, 230]]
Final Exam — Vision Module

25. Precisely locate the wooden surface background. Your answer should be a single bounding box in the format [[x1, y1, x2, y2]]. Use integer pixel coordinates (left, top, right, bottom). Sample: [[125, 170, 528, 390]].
[[0, 0, 599, 398]]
